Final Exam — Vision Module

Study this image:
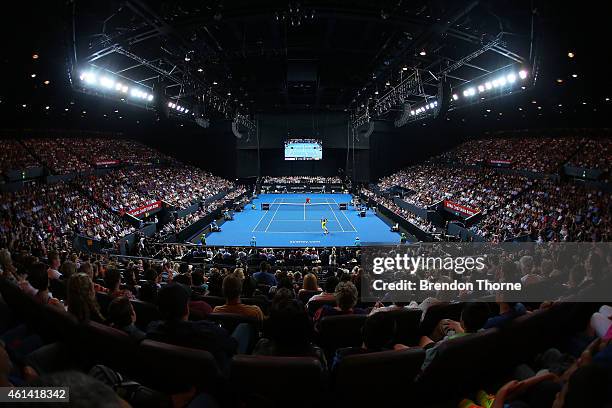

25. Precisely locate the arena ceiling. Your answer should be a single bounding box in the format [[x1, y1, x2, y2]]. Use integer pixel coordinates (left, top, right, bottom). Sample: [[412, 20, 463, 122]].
[[70, 0, 535, 116], [0, 1, 610, 131]]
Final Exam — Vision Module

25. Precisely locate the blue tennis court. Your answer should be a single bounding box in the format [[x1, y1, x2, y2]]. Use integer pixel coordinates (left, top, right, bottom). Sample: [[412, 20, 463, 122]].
[[194, 193, 401, 247]]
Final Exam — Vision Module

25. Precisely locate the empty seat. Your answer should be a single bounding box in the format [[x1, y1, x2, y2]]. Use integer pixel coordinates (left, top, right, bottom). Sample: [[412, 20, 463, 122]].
[[334, 348, 425, 406], [135, 340, 220, 393], [230, 355, 324, 407], [318, 314, 367, 357]]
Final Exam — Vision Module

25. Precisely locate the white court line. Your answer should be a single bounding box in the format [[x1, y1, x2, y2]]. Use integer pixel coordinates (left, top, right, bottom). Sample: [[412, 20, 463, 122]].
[[251, 201, 271, 232], [326, 201, 345, 232], [264, 198, 281, 232], [260, 231, 348, 234], [304, 202, 306, 220], [333, 197, 358, 232]]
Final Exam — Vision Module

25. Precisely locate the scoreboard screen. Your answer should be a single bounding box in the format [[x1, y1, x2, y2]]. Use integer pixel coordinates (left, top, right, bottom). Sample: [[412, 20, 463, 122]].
[[284, 139, 322, 161]]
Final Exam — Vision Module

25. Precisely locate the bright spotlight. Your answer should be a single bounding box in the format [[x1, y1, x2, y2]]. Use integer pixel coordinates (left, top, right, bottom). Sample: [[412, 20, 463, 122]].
[[498, 77, 507, 86], [121, 86, 128, 93], [452, 94, 458, 101], [83, 72, 97, 84], [485, 82, 492, 90], [100, 77, 114, 88], [410, 110, 415, 115], [147, 94, 154, 101], [478, 85, 485, 93], [168, 102, 173, 107], [518, 70, 528, 79], [507, 73, 517, 83], [184, 109, 189, 113], [429, 103, 435, 109], [115, 83, 122, 91]]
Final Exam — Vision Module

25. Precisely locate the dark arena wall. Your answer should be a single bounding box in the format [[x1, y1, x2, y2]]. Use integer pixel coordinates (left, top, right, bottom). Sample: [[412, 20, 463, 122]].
[[236, 112, 355, 179]]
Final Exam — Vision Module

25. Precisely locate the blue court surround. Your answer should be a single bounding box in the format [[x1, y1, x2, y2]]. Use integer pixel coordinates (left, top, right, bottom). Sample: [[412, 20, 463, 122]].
[[194, 193, 401, 247]]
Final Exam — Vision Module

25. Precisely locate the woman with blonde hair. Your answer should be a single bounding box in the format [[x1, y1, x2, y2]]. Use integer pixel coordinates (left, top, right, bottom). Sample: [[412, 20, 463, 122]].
[[301, 273, 321, 292], [67, 273, 104, 323]]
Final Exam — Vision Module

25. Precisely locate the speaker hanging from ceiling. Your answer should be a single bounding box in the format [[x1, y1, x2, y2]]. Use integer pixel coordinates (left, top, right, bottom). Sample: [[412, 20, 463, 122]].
[[435, 77, 451, 120]]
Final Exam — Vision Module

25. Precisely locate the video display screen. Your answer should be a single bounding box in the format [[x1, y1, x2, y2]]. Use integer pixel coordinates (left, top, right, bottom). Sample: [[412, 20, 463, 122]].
[[284, 139, 323, 160]]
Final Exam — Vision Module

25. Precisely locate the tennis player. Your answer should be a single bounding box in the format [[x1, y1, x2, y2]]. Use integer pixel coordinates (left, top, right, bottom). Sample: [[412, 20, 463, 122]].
[[306, 197, 311, 204], [321, 218, 329, 235]]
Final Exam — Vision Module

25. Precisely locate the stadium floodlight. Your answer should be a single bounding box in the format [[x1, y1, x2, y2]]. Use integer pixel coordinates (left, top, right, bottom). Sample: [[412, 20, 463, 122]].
[[485, 82, 492, 90], [100, 77, 114, 89], [184, 109, 189, 113], [507, 73, 517, 83], [478, 85, 485, 93], [410, 110, 415, 115], [147, 94, 154, 101], [498, 76, 507, 86], [429, 103, 435, 109], [518, 70, 528, 79], [452, 94, 459, 101], [121, 85, 128, 93], [168, 102, 173, 107]]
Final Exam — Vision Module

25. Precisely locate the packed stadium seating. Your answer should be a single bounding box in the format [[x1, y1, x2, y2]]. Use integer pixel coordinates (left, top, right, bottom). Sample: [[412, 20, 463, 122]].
[[369, 136, 611, 242]]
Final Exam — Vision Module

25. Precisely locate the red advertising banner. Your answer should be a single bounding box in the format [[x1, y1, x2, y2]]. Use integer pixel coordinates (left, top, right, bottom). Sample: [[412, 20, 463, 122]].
[[443, 200, 480, 217], [95, 160, 120, 167], [127, 201, 162, 217]]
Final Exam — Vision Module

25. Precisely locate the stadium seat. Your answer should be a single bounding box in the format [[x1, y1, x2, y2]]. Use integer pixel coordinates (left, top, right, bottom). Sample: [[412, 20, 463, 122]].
[[419, 302, 464, 337], [417, 328, 504, 401], [206, 312, 261, 332], [38, 303, 79, 344], [135, 340, 220, 393], [384, 309, 423, 346], [229, 355, 324, 407], [318, 315, 367, 358], [242, 297, 270, 315], [200, 295, 226, 307], [130, 299, 160, 330], [333, 348, 425, 406], [49, 279, 66, 301], [95, 291, 111, 315], [306, 298, 337, 316], [77, 321, 139, 373], [298, 290, 322, 304]]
